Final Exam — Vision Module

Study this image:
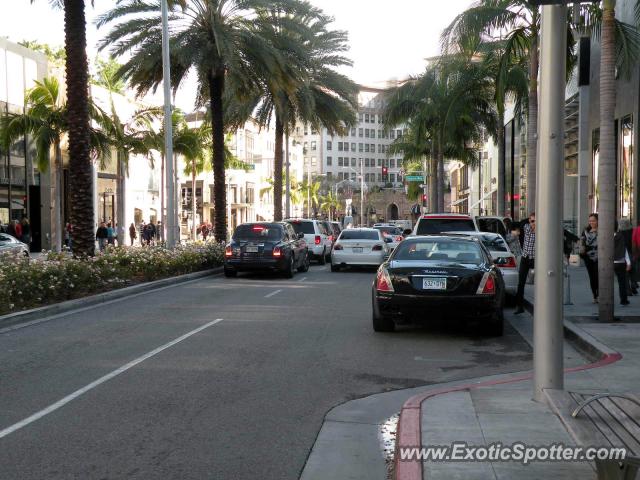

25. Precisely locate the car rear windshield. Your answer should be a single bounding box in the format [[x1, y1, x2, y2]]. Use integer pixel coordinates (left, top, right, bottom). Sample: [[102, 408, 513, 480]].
[[233, 224, 283, 241], [288, 221, 315, 235], [339, 230, 380, 240], [416, 218, 476, 235], [374, 226, 402, 235], [393, 239, 483, 264], [481, 235, 508, 252]]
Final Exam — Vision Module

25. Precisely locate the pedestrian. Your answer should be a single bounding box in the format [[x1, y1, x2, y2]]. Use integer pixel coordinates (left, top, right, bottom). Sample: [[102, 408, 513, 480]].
[[580, 213, 599, 303], [20, 217, 31, 246], [156, 221, 162, 243], [614, 220, 631, 306], [107, 222, 116, 245], [506, 222, 522, 260], [65, 223, 73, 251], [96, 222, 109, 252], [514, 212, 536, 314], [129, 222, 137, 246], [563, 228, 579, 264], [618, 218, 637, 295], [201, 222, 209, 241]]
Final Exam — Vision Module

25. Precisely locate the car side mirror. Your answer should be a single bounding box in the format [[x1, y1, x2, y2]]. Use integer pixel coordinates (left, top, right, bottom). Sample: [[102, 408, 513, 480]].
[[298, 232, 305, 239], [403, 229, 412, 236]]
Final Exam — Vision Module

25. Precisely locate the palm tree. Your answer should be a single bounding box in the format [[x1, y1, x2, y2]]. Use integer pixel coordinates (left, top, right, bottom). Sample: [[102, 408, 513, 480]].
[[319, 191, 340, 221], [97, 0, 286, 243], [33, 0, 95, 256], [0, 77, 110, 252], [234, 2, 358, 221], [299, 179, 321, 217], [442, 0, 540, 214]]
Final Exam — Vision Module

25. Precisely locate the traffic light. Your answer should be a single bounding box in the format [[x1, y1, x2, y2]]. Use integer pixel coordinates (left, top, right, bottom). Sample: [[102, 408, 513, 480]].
[[421, 194, 427, 206], [381, 166, 388, 180]]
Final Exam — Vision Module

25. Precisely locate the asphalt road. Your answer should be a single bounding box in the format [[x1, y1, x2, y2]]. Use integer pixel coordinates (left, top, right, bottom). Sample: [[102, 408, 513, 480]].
[[0, 263, 532, 480]]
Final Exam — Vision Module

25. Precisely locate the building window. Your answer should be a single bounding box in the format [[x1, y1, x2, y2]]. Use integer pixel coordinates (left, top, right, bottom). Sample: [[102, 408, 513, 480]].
[[351, 158, 356, 167], [371, 114, 376, 123], [370, 143, 375, 152], [359, 143, 363, 152], [311, 157, 317, 166], [359, 113, 364, 122], [390, 130, 395, 139], [351, 128, 356, 136], [365, 144, 370, 153], [365, 129, 370, 138], [377, 173, 382, 182], [338, 157, 343, 166], [311, 141, 316, 151], [327, 156, 332, 166], [359, 128, 363, 137], [390, 173, 396, 183], [327, 172, 333, 180], [365, 113, 369, 123], [378, 158, 383, 167], [351, 142, 356, 152], [327, 141, 332, 151], [396, 129, 402, 138], [390, 159, 395, 168]]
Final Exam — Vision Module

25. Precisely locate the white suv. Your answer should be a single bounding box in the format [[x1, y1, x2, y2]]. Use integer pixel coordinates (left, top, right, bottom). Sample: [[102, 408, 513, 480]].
[[285, 219, 331, 264], [411, 214, 478, 236]]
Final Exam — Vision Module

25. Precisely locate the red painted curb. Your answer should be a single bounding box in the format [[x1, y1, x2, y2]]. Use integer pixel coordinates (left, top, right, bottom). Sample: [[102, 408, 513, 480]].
[[393, 351, 623, 480]]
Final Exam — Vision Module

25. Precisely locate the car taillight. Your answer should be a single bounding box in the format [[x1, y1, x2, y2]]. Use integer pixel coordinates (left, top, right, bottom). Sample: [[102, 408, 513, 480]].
[[225, 246, 233, 257], [315, 235, 321, 245], [395, 236, 403, 242], [500, 257, 517, 268], [328, 235, 333, 242], [334, 244, 343, 250], [372, 244, 384, 251], [272, 246, 282, 258], [476, 274, 496, 295], [376, 268, 394, 292]]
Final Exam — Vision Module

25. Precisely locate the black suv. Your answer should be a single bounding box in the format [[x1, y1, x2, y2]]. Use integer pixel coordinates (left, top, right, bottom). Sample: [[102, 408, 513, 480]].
[[224, 222, 309, 278]]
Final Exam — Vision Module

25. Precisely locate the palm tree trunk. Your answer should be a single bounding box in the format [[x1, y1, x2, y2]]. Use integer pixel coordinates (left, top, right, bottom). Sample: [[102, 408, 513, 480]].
[[598, 0, 617, 321], [497, 110, 506, 216], [273, 115, 284, 221], [64, 0, 93, 256], [160, 153, 165, 241], [52, 141, 63, 252], [437, 152, 445, 212], [526, 32, 539, 215], [116, 151, 126, 246], [191, 161, 197, 240], [429, 154, 437, 213], [209, 72, 227, 242]]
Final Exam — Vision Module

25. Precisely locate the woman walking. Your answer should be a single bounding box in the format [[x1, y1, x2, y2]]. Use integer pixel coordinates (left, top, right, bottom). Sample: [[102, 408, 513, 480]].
[[129, 223, 137, 246], [20, 218, 31, 247], [580, 213, 599, 303]]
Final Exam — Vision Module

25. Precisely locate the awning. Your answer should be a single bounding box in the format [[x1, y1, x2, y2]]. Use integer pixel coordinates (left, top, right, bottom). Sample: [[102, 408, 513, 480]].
[[467, 189, 497, 209]]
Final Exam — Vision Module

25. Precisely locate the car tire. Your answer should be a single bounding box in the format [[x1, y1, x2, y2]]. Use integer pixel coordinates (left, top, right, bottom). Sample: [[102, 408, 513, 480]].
[[318, 248, 326, 265], [298, 251, 310, 273], [224, 267, 237, 278], [284, 255, 295, 278], [330, 263, 340, 272], [487, 309, 504, 336], [372, 310, 395, 332]]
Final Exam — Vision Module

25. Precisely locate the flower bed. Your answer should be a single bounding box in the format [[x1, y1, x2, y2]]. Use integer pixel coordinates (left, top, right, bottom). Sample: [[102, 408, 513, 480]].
[[0, 242, 225, 316]]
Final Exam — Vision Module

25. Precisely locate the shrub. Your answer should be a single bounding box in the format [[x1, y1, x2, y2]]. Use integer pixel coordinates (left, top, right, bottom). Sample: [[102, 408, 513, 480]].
[[0, 242, 224, 316]]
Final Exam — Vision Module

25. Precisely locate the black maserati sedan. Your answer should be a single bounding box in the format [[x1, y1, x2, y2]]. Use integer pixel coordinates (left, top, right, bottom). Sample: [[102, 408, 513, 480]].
[[224, 222, 309, 278], [371, 235, 505, 335]]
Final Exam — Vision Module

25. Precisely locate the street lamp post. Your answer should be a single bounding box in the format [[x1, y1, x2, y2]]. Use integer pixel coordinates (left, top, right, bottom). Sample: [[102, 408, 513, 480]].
[[160, 0, 176, 248], [285, 132, 291, 219], [534, 3, 567, 402]]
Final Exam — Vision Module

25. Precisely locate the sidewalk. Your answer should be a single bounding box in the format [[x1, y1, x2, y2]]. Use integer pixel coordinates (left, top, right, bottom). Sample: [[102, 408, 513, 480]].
[[399, 281, 640, 479], [524, 263, 640, 321]]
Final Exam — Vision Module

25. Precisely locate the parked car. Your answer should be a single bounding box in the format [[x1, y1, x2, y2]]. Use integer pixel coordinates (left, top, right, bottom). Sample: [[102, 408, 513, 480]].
[[388, 219, 412, 233], [224, 222, 309, 278], [321, 220, 336, 249], [372, 224, 404, 251], [331, 228, 391, 271], [411, 213, 478, 236], [476, 216, 510, 239], [330, 221, 342, 238], [0, 233, 30, 257], [444, 231, 518, 296], [371, 235, 504, 335], [285, 219, 331, 264]]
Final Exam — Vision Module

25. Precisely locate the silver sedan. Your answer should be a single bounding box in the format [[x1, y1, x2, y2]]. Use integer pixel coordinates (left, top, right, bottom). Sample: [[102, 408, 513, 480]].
[[331, 228, 390, 271], [0, 233, 30, 257]]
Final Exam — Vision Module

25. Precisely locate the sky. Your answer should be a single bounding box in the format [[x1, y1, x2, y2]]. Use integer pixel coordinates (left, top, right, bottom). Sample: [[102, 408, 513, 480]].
[[0, 0, 473, 109]]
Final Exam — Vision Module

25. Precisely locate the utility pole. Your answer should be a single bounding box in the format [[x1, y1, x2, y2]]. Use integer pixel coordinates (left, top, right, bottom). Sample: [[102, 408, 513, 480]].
[[534, 2, 566, 402], [161, 0, 176, 248], [360, 159, 365, 226], [285, 132, 291, 219]]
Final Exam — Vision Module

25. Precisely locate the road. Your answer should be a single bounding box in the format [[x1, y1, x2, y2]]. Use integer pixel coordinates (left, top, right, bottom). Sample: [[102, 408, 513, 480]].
[[0, 264, 532, 479]]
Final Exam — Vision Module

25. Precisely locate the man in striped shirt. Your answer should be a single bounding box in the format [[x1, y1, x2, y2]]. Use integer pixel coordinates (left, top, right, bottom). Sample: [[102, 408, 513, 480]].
[[515, 212, 536, 314]]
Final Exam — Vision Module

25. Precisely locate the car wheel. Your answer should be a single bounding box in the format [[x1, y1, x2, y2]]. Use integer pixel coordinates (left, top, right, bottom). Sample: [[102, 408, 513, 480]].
[[224, 267, 237, 278], [318, 248, 326, 265], [284, 255, 295, 278], [298, 251, 310, 273], [330, 263, 340, 272], [372, 310, 395, 332], [487, 309, 504, 336]]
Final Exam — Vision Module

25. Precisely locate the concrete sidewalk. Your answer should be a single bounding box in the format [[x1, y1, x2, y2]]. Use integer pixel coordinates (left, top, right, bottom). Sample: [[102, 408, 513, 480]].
[[411, 317, 640, 480], [524, 263, 640, 321]]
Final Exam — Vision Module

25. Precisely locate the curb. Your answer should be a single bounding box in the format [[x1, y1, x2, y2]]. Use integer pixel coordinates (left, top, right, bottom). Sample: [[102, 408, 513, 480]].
[[0, 267, 223, 331], [393, 313, 622, 480]]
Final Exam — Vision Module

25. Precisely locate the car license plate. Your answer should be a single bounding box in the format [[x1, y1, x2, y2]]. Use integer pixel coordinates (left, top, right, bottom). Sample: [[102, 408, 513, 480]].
[[422, 278, 446, 290], [245, 246, 259, 253], [352, 247, 363, 253]]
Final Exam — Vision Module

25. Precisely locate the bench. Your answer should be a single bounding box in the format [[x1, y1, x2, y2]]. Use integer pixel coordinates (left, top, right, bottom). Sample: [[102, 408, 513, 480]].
[[545, 389, 640, 480]]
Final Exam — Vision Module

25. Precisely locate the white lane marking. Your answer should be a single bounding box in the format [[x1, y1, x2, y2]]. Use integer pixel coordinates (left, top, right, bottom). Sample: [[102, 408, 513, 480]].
[[0, 274, 223, 335], [0, 318, 224, 439], [264, 289, 283, 298], [298, 277, 307, 282]]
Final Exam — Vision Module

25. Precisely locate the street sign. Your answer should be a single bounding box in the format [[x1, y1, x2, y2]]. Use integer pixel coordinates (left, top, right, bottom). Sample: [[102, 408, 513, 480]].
[[419, 184, 427, 188], [405, 175, 423, 181]]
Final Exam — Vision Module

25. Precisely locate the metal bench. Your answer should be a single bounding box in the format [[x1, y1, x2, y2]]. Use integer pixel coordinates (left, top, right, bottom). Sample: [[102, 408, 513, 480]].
[[545, 389, 640, 480]]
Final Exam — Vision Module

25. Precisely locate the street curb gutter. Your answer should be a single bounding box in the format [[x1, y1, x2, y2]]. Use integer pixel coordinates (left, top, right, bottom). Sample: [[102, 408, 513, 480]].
[[393, 314, 622, 480], [0, 267, 223, 331]]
